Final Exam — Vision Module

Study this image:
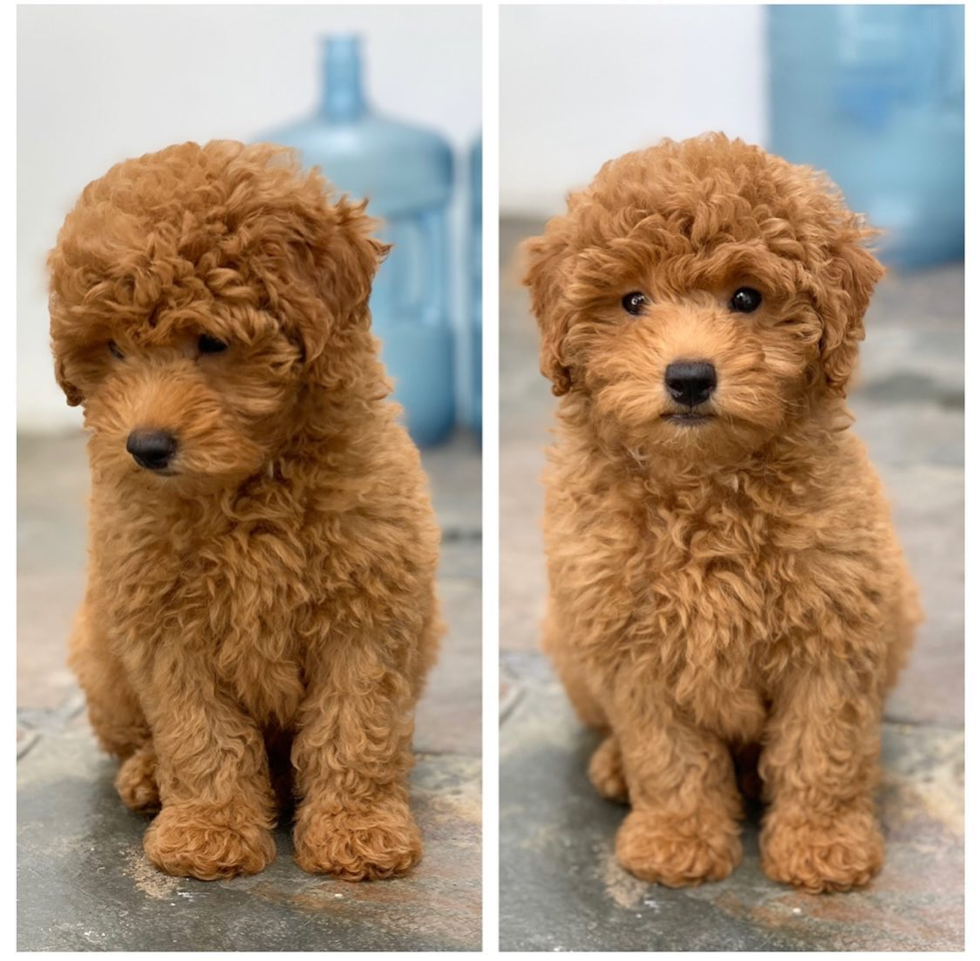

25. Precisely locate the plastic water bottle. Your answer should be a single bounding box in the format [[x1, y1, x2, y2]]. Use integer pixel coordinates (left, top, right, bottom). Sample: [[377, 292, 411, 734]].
[[768, 5, 964, 268], [467, 136, 482, 437], [258, 36, 456, 446]]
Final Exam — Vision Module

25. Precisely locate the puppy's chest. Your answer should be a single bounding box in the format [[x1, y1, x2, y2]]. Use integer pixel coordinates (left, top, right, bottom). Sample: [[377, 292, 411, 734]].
[[109, 518, 313, 723], [205, 528, 311, 706], [624, 494, 806, 673], [624, 502, 794, 735]]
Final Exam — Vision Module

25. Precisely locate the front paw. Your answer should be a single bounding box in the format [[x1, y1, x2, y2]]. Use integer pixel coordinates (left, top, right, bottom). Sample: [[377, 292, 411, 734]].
[[294, 797, 422, 880], [144, 802, 276, 880], [616, 809, 742, 887], [761, 806, 883, 893]]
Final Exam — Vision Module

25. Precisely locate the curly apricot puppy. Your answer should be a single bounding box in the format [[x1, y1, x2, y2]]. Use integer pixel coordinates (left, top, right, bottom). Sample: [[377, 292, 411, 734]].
[[49, 141, 441, 882], [524, 134, 920, 894]]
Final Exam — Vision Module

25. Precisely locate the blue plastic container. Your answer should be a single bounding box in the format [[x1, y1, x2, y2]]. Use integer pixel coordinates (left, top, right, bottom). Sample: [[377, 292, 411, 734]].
[[467, 136, 482, 437], [769, 5, 964, 268], [258, 36, 456, 446]]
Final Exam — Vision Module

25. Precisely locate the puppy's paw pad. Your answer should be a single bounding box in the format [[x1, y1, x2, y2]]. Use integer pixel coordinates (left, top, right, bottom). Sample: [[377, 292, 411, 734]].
[[588, 736, 629, 803], [616, 809, 741, 887], [761, 811, 883, 893], [144, 804, 276, 880], [294, 802, 422, 880]]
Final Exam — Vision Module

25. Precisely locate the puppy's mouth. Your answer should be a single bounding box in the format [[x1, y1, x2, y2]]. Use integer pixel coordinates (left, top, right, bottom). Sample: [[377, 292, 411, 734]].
[[661, 411, 715, 427], [132, 465, 179, 478]]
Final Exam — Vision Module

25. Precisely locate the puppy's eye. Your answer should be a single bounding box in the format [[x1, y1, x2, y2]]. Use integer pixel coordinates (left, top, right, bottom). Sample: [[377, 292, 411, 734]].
[[107, 340, 125, 359], [198, 334, 228, 355], [622, 292, 649, 316], [730, 287, 762, 313]]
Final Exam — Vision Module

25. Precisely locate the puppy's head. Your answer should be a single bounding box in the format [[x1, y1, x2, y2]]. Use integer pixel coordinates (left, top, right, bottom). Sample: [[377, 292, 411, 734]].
[[49, 140, 388, 490], [524, 134, 883, 464]]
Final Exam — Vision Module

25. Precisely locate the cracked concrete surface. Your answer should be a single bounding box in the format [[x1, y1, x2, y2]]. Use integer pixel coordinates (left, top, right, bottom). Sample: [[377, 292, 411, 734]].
[[17, 432, 482, 952], [498, 218, 963, 951]]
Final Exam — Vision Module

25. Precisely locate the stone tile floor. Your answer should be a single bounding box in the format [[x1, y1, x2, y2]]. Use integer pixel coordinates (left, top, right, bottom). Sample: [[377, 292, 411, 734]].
[[17, 430, 482, 952], [499, 218, 964, 951]]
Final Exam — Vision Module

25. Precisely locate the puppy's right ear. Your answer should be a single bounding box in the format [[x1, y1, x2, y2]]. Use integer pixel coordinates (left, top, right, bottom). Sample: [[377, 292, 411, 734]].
[[522, 227, 573, 396], [817, 232, 885, 394], [48, 271, 84, 406]]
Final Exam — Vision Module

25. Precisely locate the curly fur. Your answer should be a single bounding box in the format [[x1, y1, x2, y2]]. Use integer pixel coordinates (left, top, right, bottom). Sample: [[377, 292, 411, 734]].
[[49, 141, 441, 881], [524, 134, 920, 893]]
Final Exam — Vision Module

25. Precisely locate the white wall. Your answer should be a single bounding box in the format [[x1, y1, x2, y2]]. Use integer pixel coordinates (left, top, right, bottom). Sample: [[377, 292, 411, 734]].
[[18, 4, 481, 432], [500, 5, 768, 217]]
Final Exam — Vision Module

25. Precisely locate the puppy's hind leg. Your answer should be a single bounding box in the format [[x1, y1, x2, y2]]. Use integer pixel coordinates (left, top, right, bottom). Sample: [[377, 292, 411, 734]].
[[883, 564, 921, 692], [69, 598, 160, 812], [68, 597, 150, 759], [545, 609, 627, 799], [589, 734, 629, 803], [116, 742, 160, 813], [543, 607, 609, 730]]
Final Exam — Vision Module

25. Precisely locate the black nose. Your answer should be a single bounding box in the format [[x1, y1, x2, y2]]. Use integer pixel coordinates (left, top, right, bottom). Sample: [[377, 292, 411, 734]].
[[665, 361, 717, 407], [126, 430, 177, 471]]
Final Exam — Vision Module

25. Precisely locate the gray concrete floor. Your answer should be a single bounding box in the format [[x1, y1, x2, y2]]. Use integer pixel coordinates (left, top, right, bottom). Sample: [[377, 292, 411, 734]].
[[18, 431, 482, 951], [499, 218, 963, 951]]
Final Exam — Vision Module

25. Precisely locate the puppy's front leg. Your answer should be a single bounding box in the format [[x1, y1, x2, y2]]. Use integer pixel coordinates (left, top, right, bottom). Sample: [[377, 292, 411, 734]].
[[137, 652, 277, 880], [759, 665, 884, 893], [611, 689, 743, 886], [291, 633, 421, 880]]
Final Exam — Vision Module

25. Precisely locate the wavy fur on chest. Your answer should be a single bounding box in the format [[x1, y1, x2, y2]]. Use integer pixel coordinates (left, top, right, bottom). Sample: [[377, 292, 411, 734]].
[[544, 403, 905, 740], [89, 417, 439, 731]]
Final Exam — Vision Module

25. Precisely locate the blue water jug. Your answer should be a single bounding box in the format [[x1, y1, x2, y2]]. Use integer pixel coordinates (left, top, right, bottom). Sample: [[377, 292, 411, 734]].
[[769, 5, 964, 268], [467, 136, 482, 437], [258, 36, 456, 446]]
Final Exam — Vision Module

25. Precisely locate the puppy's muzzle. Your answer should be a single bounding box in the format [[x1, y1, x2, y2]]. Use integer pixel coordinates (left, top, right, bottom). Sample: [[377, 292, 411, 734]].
[[126, 429, 178, 472], [665, 361, 717, 408]]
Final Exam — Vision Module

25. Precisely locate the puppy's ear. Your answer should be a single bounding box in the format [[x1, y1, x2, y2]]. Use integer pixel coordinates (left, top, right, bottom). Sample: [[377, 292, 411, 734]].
[[522, 227, 574, 396], [54, 356, 83, 407], [286, 193, 391, 365], [47, 273, 84, 406], [816, 228, 885, 394], [315, 197, 391, 317]]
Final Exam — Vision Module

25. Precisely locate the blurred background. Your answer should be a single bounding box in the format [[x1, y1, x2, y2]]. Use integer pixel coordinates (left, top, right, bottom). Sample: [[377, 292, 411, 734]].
[[19, 3, 482, 444], [499, 4, 964, 952], [501, 4, 963, 267], [17, 5, 481, 951]]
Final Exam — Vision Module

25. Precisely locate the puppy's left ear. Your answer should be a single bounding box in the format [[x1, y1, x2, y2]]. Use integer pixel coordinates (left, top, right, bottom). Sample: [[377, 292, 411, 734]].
[[316, 197, 391, 315], [817, 227, 885, 394], [288, 194, 391, 364]]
